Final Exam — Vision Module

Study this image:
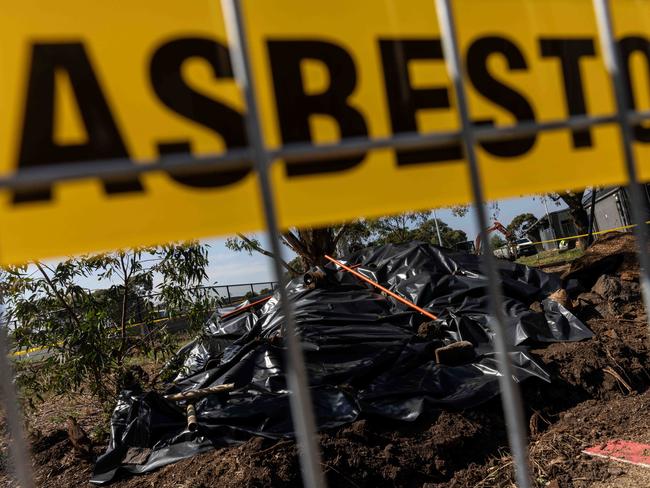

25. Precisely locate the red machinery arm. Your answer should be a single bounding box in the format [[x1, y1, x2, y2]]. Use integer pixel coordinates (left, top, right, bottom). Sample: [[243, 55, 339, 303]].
[[474, 221, 514, 254]]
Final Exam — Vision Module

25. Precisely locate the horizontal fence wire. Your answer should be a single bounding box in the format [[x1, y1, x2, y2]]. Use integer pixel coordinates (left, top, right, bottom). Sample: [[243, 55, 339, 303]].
[[2, 111, 650, 190]]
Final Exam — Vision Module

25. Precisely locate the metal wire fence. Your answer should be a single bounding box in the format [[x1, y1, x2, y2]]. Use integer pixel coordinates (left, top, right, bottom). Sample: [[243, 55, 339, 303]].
[[201, 282, 278, 305], [1, 0, 650, 487]]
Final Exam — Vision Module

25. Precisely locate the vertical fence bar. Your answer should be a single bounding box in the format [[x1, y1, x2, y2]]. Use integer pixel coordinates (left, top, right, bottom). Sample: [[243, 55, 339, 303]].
[[588, 188, 597, 245], [432, 209, 443, 246], [434, 0, 532, 486], [221, 1, 326, 487], [593, 0, 650, 326], [0, 307, 34, 488]]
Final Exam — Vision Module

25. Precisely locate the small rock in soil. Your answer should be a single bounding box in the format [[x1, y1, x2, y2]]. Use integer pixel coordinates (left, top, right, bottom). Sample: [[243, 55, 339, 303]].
[[575, 292, 602, 306], [592, 275, 621, 300]]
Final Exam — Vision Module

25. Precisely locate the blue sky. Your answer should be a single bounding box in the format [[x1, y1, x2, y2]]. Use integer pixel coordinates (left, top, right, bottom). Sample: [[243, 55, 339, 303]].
[[205, 195, 567, 285]]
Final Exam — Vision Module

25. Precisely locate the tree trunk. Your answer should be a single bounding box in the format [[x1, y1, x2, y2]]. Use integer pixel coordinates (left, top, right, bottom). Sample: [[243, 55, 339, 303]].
[[569, 206, 590, 234], [234, 225, 348, 274], [119, 283, 129, 364], [555, 191, 589, 248], [283, 226, 339, 269], [569, 206, 590, 249]]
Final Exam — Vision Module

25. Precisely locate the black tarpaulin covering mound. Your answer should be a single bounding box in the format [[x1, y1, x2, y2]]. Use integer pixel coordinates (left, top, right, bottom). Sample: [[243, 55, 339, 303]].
[[91, 242, 592, 484]]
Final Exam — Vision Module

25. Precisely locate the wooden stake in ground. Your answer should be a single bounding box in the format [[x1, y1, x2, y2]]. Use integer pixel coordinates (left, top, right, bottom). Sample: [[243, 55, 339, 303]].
[[66, 417, 92, 458], [186, 404, 198, 432]]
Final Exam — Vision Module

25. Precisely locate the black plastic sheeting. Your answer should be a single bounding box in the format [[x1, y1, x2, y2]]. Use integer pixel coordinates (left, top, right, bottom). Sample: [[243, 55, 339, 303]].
[[91, 242, 592, 484]]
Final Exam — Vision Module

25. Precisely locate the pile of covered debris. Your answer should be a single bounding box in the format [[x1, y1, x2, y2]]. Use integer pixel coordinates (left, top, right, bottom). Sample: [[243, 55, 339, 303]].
[[92, 241, 593, 484]]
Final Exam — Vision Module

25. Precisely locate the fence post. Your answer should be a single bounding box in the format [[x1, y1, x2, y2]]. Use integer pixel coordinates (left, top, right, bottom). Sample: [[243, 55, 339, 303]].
[[221, 1, 327, 487], [435, 0, 532, 486], [0, 313, 34, 487]]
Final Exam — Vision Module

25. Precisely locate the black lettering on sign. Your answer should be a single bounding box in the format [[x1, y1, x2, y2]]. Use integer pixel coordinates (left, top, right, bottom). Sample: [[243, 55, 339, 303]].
[[466, 36, 537, 157], [619, 36, 650, 142], [150, 38, 251, 187], [267, 40, 368, 177], [15, 42, 143, 204], [540, 38, 596, 148], [379, 39, 462, 166]]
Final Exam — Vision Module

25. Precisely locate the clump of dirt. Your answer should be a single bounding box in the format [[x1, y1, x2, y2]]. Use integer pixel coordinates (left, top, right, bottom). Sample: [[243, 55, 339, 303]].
[[573, 271, 643, 320], [3, 232, 650, 488], [417, 319, 446, 340], [561, 232, 643, 320]]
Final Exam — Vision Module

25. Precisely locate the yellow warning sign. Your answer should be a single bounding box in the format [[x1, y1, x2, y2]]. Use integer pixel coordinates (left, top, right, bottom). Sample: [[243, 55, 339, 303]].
[[2, 0, 650, 263]]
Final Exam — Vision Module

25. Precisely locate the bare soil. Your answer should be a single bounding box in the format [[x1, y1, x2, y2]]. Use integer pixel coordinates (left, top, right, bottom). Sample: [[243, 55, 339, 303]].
[[2, 232, 650, 487]]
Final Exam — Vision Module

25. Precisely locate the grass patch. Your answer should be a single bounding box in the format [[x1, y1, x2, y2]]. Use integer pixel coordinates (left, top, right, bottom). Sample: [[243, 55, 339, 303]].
[[516, 247, 584, 267]]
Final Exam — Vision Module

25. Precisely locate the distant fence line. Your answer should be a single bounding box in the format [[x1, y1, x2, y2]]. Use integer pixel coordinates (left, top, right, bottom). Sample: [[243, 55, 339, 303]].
[[5, 281, 278, 331], [142, 281, 279, 306]]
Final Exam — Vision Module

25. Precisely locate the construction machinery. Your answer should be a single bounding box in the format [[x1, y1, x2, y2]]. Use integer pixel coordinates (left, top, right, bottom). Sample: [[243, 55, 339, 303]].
[[475, 221, 518, 259]]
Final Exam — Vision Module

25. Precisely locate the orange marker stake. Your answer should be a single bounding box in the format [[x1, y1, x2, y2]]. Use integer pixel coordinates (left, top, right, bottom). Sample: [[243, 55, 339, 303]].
[[324, 255, 438, 321]]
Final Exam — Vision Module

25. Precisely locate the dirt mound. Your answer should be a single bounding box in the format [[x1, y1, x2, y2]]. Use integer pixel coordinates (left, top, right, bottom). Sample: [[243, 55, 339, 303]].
[[528, 317, 649, 405], [3, 232, 649, 487], [562, 232, 639, 288], [450, 389, 650, 488], [558, 232, 645, 321], [107, 410, 507, 488]]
